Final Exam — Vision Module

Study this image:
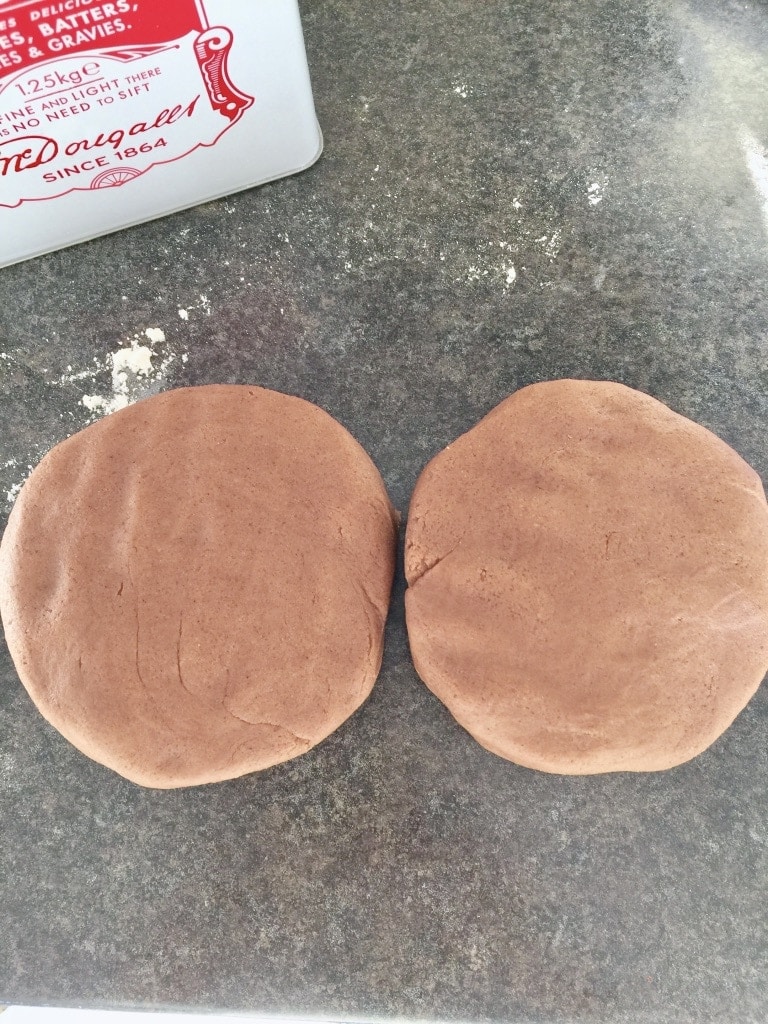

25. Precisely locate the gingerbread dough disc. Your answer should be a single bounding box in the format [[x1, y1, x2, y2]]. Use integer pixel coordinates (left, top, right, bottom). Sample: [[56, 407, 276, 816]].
[[0, 385, 398, 788], [405, 380, 768, 774]]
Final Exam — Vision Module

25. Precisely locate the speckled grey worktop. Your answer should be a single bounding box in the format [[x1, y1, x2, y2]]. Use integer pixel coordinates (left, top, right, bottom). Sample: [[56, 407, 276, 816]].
[[1, 1, 767, 1021]]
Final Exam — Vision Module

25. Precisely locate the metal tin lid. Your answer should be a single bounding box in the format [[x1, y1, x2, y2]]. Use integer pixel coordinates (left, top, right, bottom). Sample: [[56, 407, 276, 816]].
[[0, 0, 323, 268]]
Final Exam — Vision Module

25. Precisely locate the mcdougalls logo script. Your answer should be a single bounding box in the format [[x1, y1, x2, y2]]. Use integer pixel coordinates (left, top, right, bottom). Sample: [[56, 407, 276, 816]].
[[0, 95, 199, 180]]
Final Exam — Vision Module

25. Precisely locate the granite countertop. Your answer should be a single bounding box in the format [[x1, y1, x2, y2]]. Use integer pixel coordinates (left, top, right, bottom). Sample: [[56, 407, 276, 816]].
[[1, 1, 767, 1021]]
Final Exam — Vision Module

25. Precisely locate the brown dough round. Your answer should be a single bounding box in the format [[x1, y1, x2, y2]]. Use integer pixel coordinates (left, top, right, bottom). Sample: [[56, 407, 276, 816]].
[[405, 380, 768, 774], [0, 385, 398, 788]]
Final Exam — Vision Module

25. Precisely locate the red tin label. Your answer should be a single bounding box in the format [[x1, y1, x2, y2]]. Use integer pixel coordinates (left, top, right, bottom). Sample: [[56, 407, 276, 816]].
[[0, 0, 254, 207]]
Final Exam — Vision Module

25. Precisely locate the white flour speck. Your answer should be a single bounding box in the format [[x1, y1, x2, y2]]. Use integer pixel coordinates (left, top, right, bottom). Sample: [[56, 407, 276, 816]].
[[7, 474, 26, 502], [178, 309, 189, 321], [82, 343, 154, 415], [505, 265, 517, 286], [587, 175, 608, 207], [4, 456, 37, 506], [113, 344, 154, 379], [77, 330, 185, 421], [3, 481, 21, 504], [466, 265, 487, 282], [3, 456, 23, 504], [536, 229, 562, 261], [513, 197, 523, 210], [81, 395, 109, 415], [452, 81, 471, 99], [55, 366, 103, 385]]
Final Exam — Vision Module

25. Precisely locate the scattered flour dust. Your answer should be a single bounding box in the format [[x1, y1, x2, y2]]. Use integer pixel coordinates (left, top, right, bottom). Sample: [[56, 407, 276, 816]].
[[455, 240, 518, 292], [176, 294, 212, 322], [1, 327, 188, 508], [81, 327, 187, 419], [452, 172, 607, 292], [535, 229, 562, 261], [3, 451, 48, 506], [4, 456, 31, 505]]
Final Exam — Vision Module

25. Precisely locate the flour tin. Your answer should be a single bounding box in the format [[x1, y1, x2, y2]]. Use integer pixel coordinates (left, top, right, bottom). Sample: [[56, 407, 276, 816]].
[[0, 0, 323, 268]]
